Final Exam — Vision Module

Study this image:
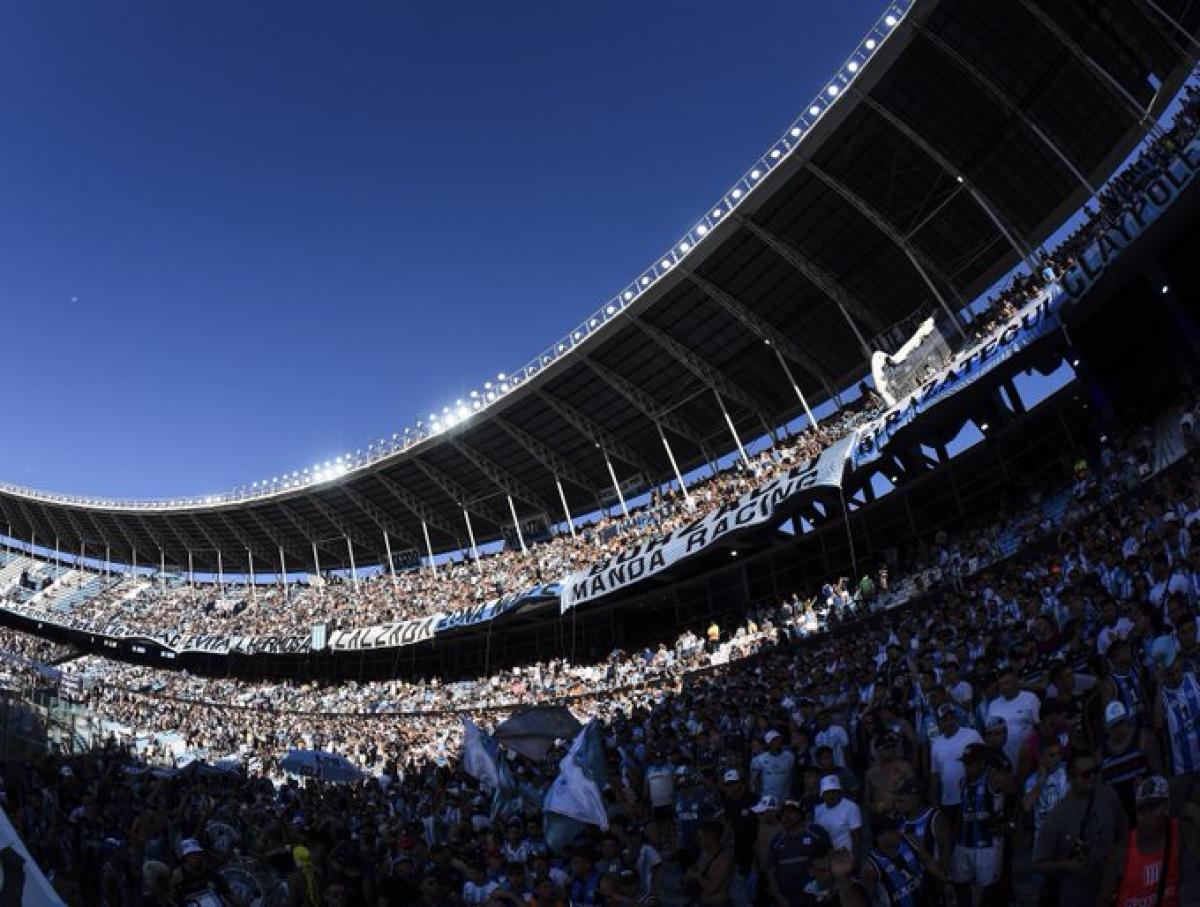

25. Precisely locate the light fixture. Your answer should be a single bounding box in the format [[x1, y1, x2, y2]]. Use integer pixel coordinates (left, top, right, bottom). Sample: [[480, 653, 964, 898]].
[[980, 422, 989, 431], [696, 225, 708, 236], [731, 189, 742, 199], [641, 276, 650, 286], [865, 39, 877, 50], [1072, 358, 1080, 367], [790, 127, 801, 137], [885, 14, 897, 26], [750, 170, 760, 180], [1162, 285, 1170, 294], [660, 259, 671, 269], [712, 208, 723, 218], [809, 105, 821, 116], [847, 61, 859, 73], [770, 150, 781, 159], [827, 85, 839, 96]]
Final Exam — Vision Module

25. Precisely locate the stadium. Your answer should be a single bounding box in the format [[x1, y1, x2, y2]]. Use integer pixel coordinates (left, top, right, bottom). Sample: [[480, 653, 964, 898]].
[[0, 0, 1199, 904]]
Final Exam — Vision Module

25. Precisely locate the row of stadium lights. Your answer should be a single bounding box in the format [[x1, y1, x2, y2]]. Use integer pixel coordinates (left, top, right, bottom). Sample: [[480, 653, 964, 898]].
[[2, 4, 912, 511]]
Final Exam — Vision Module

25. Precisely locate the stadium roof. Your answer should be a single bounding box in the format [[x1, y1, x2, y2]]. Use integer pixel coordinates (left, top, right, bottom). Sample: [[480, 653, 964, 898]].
[[1, 0, 1197, 573]]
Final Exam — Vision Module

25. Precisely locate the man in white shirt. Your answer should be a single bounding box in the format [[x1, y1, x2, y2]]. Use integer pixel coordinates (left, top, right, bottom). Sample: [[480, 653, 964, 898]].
[[814, 711, 851, 769], [986, 666, 1041, 767], [750, 730, 795, 801], [930, 704, 983, 811], [812, 775, 862, 856]]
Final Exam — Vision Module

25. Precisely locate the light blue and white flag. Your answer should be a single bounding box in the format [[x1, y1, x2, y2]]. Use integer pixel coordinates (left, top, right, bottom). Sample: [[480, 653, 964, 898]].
[[461, 718, 501, 789], [543, 719, 609, 851], [461, 718, 522, 821]]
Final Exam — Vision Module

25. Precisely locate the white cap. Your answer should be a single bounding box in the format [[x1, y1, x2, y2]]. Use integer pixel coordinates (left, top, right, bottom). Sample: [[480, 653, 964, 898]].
[[178, 838, 204, 858], [764, 730, 782, 744], [723, 768, 741, 783], [1105, 700, 1129, 726], [750, 795, 779, 814], [820, 775, 842, 794]]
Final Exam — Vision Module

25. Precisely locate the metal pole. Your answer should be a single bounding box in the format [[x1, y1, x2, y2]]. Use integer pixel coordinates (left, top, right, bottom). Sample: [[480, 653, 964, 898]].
[[131, 547, 137, 579], [963, 183, 1038, 273], [1135, 0, 1200, 54], [555, 476, 577, 539], [311, 540, 321, 578], [216, 550, 224, 591], [247, 549, 256, 601], [656, 422, 693, 506], [462, 508, 480, 563], [716, 390, 752, 469], [104, 545, 110, 579], [187, 550, 194, 589], [279, 545, 287, 589], [601, 448, 629, 518], [772, 347, 818, 428], [345, 536, 358, 588], [506, 495, 528, 555], [421, 520, 437, 576], [382, 531, 399, 594], [159, 548, 165, 584]]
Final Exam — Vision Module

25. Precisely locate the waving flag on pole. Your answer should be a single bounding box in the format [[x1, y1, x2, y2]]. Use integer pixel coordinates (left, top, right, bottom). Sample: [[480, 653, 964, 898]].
[[461, 718, 521, 821], [461, 718, 501, 789], [543, 719, 609, 851]]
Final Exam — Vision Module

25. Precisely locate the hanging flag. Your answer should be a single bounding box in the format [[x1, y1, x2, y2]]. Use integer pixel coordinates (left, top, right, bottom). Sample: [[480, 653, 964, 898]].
[[543, 719, 609, 852]]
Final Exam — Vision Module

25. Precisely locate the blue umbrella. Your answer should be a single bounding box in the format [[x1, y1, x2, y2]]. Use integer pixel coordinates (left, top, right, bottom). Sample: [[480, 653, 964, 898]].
[[279, 749, 362, 783]]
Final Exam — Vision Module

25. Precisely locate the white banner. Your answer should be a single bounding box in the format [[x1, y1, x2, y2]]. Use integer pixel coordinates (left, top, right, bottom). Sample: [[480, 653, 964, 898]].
[[326, 613, 443, 651], [560, 434, 854, 611]]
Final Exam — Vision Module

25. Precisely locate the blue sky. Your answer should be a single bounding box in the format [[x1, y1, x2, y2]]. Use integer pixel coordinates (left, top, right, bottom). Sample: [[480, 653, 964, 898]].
[[0, 0, 889, 498]]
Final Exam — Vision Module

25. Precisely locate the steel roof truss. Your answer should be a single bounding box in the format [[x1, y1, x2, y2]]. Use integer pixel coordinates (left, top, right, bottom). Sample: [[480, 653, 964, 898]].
[[336, 485, 420, 549], [492, 416, 601, 496], [411, 458, 507, 528], [686, 272, 839, 394], [448, 440, 550, 513], [628, 316, 773, 434], [533, 390, 658, 479], [372, 473, 461, 540], [580, 357, 710, 452], [302, 495, 387, 563], [736, 216, 885, 343]]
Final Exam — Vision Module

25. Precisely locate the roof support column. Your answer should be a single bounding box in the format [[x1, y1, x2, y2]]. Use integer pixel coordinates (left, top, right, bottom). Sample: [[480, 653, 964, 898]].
[[247, 549, 256, 601], [421, 520, 437, 577], [601, 448, 629, 518], [382, 532, 399, 594], [462, 508, 481, 564], [53, 535, 60, 570], [1135, 0, 1200, 55], [656, 422, 693, 506], [159, 548, 165, 585], [311, 541, 321, 579], [773, 346, 818, 429], [279, 545, 287, 590], [217, 550, 224, 592], [806, 163, 969, 341], [187, 549, 194, 589], [104, 545, 111, 579], [909, 22, 1099, 196], [835, 302, 873, 360], [506, 495, 528, 555], [555, 477, 577, 539], [131, 547, 137, 578], [716, 390, 752, 469], [1015, 0, 1165, 138], [345, 536, 358, 588]]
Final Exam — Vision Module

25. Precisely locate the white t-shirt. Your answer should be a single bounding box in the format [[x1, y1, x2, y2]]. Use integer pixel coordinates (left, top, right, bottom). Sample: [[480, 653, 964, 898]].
[[751, 749, 796, 801], [950, 680, 974, 706], [815, 724, 851, 768], [813, 797, 862, 853], [930, 726, 983, 806], [988, 691, 1041, 766], [645, 764, 675, 807]]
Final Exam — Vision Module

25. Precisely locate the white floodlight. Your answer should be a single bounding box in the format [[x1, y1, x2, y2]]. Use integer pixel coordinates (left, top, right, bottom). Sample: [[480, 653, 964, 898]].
[[885, 14, 897, 27], [865, 39, 876, 49], [847, 61, 859, 73], [809, 105, 821, 116], [790, 127, 801, 137], [827, 85, 839, 96]]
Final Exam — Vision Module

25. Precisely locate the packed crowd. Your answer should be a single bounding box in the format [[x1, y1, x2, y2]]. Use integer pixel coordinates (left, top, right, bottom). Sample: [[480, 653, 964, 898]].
[[0, 393, 886, 646], [1, 372, 1195, 906]]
